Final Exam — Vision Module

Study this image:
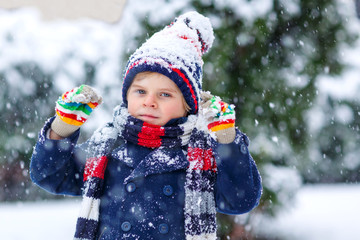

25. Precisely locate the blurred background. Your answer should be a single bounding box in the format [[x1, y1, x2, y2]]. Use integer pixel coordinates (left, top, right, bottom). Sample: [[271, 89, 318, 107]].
[[0, 0, 360, 239]]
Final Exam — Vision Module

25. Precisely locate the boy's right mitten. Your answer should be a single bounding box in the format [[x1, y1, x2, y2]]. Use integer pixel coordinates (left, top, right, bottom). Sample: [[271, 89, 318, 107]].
[[51, 85, 102, 137]]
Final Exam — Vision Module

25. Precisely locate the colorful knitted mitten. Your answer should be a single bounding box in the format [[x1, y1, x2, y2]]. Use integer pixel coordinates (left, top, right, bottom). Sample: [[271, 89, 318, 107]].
[[51, 85, 102, 137], [201, 91, 236, 144]]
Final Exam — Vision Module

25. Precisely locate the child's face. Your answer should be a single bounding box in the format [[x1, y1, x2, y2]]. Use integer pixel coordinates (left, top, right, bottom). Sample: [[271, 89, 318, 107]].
[[127, 72, 187, 126]]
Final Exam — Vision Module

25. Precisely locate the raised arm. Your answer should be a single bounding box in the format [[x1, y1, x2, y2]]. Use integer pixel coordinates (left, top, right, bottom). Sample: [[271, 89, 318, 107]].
[[213, 130, 262, 214], [200, 91, 262, 214], [30, 117, 86, 195], [30, 85, 102, 195]]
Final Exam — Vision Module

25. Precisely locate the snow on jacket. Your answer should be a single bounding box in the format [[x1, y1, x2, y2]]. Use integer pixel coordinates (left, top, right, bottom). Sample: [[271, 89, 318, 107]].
[[30, 117, 262, 240]]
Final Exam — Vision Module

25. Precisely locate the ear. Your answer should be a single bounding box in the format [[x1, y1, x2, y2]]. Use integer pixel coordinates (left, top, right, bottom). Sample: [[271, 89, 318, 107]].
[[182, 97, 191, 116]]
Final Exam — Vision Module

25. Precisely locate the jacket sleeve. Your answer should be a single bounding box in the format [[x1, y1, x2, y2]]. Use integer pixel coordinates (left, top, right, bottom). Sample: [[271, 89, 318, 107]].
[[213, 129, 262, 215], [30, 117, 87, 196]]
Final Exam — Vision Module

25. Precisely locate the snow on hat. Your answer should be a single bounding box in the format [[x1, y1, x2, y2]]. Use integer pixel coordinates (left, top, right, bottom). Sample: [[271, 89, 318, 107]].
[[122, 11, 214, 114]]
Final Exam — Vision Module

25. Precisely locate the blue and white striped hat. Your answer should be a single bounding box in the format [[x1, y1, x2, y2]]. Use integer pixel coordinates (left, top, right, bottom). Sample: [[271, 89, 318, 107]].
[[122, 11, 214, 115]]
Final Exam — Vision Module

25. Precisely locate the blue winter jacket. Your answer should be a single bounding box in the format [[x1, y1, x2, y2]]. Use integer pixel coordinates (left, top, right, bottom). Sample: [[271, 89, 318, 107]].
[[30, 117, 262, 240]]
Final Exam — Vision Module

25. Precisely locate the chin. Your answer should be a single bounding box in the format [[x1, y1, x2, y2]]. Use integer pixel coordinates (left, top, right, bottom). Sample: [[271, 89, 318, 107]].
[[140, 118, 163, 126], [149, 121, 163, 126]]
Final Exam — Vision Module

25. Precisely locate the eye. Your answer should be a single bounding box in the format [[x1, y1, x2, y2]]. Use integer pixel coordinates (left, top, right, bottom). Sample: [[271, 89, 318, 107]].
[[160, 92, 171, 97], [136, 89, 146, 94]]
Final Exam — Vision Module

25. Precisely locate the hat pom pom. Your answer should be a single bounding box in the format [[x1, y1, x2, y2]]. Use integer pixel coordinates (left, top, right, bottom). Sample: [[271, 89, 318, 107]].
[[175, 11, 215, 55]]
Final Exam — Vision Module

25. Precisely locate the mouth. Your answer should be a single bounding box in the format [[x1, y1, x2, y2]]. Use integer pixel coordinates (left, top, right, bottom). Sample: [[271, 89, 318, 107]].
[[139, 114, 158, 120]]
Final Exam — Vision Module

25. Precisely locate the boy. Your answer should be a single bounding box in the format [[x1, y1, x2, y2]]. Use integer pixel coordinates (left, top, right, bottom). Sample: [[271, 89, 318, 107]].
[[30, 11, 262, 240]]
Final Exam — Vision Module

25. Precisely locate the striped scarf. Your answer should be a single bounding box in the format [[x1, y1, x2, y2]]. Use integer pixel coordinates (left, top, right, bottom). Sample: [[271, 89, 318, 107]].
[[74, 105, 217, 240]]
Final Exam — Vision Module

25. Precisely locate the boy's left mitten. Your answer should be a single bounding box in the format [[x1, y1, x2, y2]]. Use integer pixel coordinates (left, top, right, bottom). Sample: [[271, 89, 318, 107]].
[[51, 85, 102, 137], [201, 91, 236, 144]]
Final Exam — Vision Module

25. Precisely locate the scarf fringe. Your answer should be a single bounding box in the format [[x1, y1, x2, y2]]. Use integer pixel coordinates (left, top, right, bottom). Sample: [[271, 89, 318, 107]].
[[74, 157, 108, 240], [184, 128, 217, 239], [186, 232, 217, 240]]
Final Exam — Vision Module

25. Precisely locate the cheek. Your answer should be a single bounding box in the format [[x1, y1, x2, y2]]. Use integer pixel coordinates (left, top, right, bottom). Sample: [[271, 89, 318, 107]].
[[127, 96, 137, 115], [166, 100, 186, 117], [128, 104, 134, 115]]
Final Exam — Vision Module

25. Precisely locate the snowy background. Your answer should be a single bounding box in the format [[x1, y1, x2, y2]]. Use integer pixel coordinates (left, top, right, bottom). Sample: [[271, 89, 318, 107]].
[[1, 0, 360, 239], [1, 184, 359, 239]]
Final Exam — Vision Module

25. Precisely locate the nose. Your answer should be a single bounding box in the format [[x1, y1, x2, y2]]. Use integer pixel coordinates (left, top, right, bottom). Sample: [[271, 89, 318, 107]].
[[143, 94, 157, 108]]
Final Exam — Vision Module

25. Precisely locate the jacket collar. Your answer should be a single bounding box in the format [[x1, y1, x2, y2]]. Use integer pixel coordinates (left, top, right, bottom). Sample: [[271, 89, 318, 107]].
[[112, 144, 188, 183]]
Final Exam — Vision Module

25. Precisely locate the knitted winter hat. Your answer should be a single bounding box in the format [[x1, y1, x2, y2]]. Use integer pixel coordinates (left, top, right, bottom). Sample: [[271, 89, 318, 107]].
[[122, 11, 214, 114]]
